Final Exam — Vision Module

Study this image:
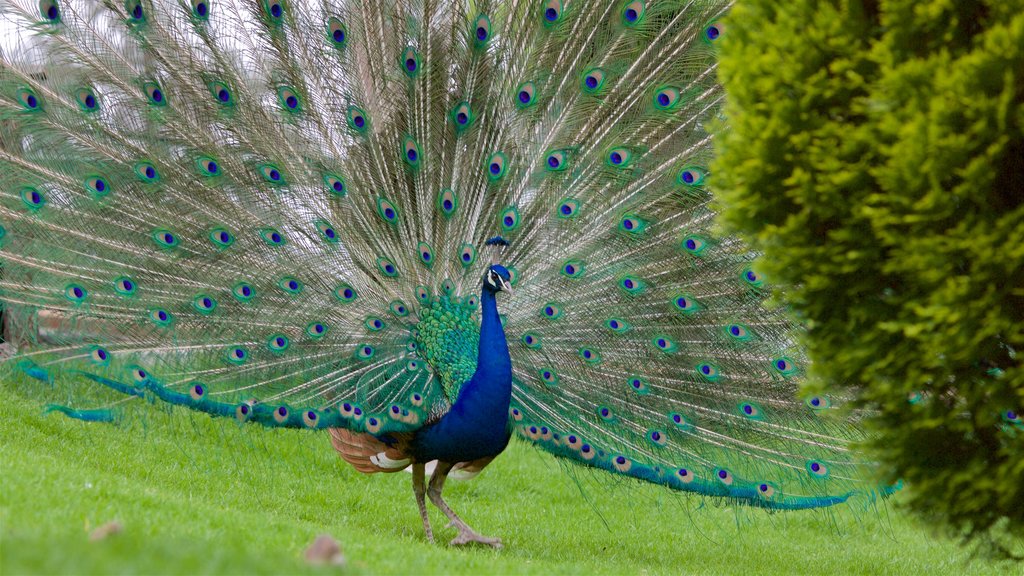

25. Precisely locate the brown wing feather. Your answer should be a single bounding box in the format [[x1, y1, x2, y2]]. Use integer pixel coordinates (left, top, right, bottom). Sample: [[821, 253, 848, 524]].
[[329, 429, 413, 474]]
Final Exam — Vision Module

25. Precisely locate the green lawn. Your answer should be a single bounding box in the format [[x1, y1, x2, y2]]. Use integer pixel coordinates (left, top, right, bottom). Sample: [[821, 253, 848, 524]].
[[0, 378, 1011, 575]]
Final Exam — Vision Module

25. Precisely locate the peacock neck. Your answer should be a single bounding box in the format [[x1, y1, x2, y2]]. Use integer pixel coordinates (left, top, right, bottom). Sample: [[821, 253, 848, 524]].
[[408, 284, 514, 462], [476, 287, 511, 387]]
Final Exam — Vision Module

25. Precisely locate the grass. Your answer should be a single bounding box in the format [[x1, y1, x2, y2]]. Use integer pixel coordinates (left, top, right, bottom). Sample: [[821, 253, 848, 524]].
[[0, 377, 1013, 575]]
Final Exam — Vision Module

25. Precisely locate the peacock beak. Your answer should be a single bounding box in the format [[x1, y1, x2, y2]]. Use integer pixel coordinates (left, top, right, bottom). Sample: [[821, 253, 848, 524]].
[[498, 277, 512, 296]]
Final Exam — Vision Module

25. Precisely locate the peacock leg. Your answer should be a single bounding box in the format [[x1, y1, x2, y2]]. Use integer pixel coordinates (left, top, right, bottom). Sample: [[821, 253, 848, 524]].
[[427, 461, 502, 548], [412, 462, 433, 543]]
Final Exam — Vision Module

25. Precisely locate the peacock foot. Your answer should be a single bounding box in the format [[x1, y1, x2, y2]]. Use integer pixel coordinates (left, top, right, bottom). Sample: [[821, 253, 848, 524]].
[[449, 529, 502, 549]]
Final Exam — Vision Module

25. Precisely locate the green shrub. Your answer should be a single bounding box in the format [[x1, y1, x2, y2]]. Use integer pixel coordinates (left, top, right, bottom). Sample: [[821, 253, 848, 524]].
[[714, 0, 1024, 550]]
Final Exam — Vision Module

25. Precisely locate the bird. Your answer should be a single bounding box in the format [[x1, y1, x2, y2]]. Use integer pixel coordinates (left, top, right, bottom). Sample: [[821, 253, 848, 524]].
[[0, 0, 879, 548]]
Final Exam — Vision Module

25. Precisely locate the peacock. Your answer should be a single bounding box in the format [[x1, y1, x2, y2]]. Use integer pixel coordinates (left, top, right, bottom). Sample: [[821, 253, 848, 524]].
[[0, 0, 881, 548]]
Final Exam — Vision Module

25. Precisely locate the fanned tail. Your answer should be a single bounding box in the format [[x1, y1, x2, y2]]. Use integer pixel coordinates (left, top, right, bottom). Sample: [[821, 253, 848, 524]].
[[0, 0, 887, 511]]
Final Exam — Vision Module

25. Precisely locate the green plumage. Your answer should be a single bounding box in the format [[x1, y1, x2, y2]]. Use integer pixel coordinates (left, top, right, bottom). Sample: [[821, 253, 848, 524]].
[[0, 0, 884, 526]]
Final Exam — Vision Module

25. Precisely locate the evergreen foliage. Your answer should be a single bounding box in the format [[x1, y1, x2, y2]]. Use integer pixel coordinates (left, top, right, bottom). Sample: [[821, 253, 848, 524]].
[[715, 0, 1024, 549]]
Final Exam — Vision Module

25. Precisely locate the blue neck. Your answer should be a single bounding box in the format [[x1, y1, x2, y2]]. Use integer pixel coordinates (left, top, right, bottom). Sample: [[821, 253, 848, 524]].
[[409, 284, 513, 462], [476, 288, 511, 383]]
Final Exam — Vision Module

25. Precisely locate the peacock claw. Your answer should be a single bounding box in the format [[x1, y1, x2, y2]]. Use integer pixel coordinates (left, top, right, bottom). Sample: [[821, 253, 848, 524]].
[[450, 530, 502, 549]]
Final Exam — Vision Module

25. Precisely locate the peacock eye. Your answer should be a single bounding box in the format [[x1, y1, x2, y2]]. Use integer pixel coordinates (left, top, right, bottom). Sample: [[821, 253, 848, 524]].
[[438, 188, 458, 216], [807, 460, 829, 479], [18, 87, 41, 110], [128, 1, 144, 21], [143, 82, 166, 106], [401, 46, 420, 76], [40, 0, 60, 22], [622, 1, 645, 25], [403, 136, 422, 166], [499, 206, 520, 231], [473, 14, 491, 44], [541, 0, 564, 26], [556, 198, 580, 219], [377, 257, 399, 277], [197, 156, 221, 177], [607, 147, 633, 168], [22, 187, 46, 210], [258, 164, 285, 184], [114, 276, 137, 296], [581, 68, 606, 93], [85, 176, 109, 198], [267, 333, 290, 352], [654, 86, 680, 110], [277, 86, 301, 112], [704, 21, 724, 43], [209, 228, 234, 248], [191, 0, 210, 19], [76, 87, 99, 112], [347, 106, 368, 132], [327, 16, 347, 48], [544, 150, 568, 171], [451, 101, 474, 130], [315, 219, 339, 243], [515, 81, 537, 108], [486, 152, 507, 180], [323, 173, 346, 197], [376, 197, 400, 224], [135, 161, 159, 182], [264, 0, 284, 23]]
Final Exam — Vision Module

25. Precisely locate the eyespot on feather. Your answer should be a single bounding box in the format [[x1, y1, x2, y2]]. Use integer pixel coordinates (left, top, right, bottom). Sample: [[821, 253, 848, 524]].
[[17, 87, 42, 111], [40, 0, 61, 22], [277, 86, 301, 112], [486, 153, 507, 180], [347, 106, 368, 133], [438, 188, 458, 216], [323, 173, 346, 197], [190, 0, 210, 20], [306, 322, 328, 339], [232, 282, 256, 302], [208, 228, 234, 248], [209, 81, 233, 106], [75, 87, 99, 112], [327, 16, 347, 47], [196, 156, 221, 177], [263, 0, 284, 24], [278, 276, 303, 295], [581, 68, 606, 93], [556, 198, 580, 219], [652, 86, 680, 111], [143, 81, 166, 106], [315, 219, 340, 243], [257, 163, 286, 185], [621, 1, 645, 26], [515, 82, 538, 108], [472, 14, 491, 45], [401, 46, 420, 77], [403, 136, 422, 167], [541, 1, 564, 27], [135, 161, 159, 182], [192, 294, 217, 314]]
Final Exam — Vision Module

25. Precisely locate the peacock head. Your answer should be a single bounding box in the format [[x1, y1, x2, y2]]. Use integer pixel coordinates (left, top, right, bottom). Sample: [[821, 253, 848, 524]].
[[483, 265, 513, 296]]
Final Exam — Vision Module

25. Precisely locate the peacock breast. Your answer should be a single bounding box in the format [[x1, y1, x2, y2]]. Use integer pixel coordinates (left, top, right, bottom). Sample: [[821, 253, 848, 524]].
[[413, 293, 481, 402]]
